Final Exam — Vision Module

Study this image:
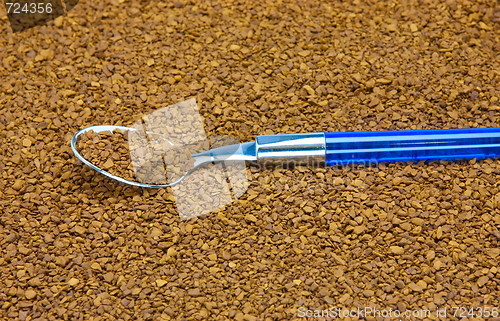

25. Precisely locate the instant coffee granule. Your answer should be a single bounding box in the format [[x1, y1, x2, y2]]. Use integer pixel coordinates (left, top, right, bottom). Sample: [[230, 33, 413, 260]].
[[1, 0, 500, 320]]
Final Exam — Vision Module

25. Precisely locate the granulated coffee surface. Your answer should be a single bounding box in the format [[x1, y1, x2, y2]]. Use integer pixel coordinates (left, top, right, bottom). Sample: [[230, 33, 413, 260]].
[[1, 0, 500, 320], [77, 129, 136, 181]]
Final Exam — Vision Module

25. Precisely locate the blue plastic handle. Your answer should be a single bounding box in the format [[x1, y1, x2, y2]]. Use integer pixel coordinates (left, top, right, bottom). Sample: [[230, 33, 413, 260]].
[[325, 128, 500, 165]]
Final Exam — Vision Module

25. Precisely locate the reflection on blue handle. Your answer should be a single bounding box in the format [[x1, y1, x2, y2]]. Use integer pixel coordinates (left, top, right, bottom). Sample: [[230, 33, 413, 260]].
[[325, 128, 500, 166]]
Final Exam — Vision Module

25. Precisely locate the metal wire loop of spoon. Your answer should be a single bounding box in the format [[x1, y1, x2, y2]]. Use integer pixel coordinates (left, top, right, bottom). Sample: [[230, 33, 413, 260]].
[[71, 125, 257, 188]]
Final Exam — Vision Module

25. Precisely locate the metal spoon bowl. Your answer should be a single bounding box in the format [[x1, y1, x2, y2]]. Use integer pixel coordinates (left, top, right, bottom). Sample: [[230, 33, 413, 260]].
[[71, 125, 256, 188]]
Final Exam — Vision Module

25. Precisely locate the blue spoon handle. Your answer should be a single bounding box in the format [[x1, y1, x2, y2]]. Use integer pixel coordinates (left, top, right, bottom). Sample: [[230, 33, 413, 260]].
[[325, 128, 500, 165]]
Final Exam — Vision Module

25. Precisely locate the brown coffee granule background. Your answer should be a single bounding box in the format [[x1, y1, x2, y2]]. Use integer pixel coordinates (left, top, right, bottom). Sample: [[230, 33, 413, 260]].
[[1, 0, 500, 320]]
